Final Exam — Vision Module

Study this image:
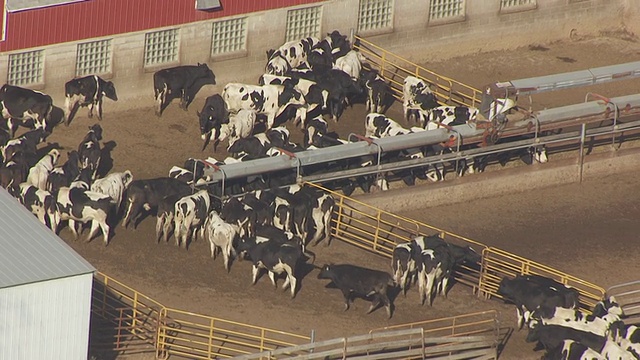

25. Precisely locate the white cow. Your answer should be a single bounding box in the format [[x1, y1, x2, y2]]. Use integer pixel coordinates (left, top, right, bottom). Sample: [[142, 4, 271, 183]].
[[56, 186, 112, 245], [204, 211, 238, 271], [218, 109, 257, 148], [90, 170, 134, 209], [333, 50, 367, 80], [27, 148, 60, 190]]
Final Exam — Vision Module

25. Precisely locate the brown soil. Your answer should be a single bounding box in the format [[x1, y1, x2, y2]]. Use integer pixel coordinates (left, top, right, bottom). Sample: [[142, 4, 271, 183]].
[[41, 33, 640, 359]]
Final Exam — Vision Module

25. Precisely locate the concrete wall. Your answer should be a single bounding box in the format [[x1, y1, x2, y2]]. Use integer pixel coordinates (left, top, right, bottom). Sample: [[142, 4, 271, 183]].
[[0, 0, 630, 108]]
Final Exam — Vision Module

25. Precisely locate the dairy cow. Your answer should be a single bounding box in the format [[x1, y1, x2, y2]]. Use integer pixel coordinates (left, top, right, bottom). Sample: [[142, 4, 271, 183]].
[[56, 185, 112, 245], [392, 242, 416, 296], [90, 170, 134, 209], [204, 211, 237, 271], [0, 84, 53, 137], [77, 124, 103, 181], [122, 177, 192, 229], [265, 36, 320, 76], [47, 150, 81, 194], [26, 148, 60, 190], [64, 75, 118, 125], [15, 182, 59, 229], [153, 63, 216, 116], [317, 263, 396, 318], [222, 83, 307, 129], [173, 189, 211, 248]]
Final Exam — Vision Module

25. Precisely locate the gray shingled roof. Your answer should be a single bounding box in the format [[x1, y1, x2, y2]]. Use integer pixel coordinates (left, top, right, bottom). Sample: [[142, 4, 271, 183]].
[[0, 187, 95, 289]]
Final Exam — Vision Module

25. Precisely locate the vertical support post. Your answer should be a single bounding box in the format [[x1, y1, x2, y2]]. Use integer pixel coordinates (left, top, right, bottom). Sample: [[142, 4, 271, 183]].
[[132, 292, 138, 336], [579, 123, 586, 183], [348, 28, 355, 48], [310, 329, 316, 353]]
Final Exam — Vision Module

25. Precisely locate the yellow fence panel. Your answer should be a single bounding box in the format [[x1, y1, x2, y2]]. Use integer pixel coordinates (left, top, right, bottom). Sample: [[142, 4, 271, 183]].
[[156, 308, 311, 359], [478, 247, 605, 312], [353, 35, 483, 108]]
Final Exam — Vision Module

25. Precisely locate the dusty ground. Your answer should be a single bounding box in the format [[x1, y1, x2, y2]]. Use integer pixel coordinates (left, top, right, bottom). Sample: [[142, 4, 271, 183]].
[[36, 30, 640, 359]]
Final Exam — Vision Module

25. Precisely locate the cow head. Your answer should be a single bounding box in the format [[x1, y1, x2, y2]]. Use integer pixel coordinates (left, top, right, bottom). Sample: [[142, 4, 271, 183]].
[[266, 49, 276, 60], [316, 264, 334, 280], [104, 81, 118, 101], [266, 56, 289, 76], [198, 63, 217, 85]]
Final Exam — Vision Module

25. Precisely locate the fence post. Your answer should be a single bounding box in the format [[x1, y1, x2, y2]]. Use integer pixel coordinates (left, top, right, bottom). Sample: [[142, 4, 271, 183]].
[[579, 123, 586, 183], [310, 329, 316, 353]]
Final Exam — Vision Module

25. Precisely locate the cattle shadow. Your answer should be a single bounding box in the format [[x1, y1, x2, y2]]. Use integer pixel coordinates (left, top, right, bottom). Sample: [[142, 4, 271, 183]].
[[97, 140, 117, 178], [319, 279, 399, 318], [48, 106, 65, 131]]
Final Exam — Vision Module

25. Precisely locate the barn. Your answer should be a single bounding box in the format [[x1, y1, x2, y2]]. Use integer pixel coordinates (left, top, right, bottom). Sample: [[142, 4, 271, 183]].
[[0, 187, 95, 359], [0, 0, 636, 102]]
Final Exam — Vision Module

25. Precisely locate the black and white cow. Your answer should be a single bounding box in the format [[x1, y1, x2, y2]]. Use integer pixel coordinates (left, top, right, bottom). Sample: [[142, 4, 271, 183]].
[[90, 170, 134, 209], [173, 189, 211, 248], [237, 235, 313, 298], [204, 211, 237, 272], [153, 63, 216, 116], [0, 153, 34, 189], [221, 196, 258, 239], [155, 193, 183, 244], [2, 128, 47, 163], [392, 242, 416, 296], [420, 105, 480, 130], [0, 84, 53, 137], [15, 182, 59, 229], [265, 36, 320, 76], [333, 50, 367, 80], [307, 31, 351, 73], [26, 148, 60, 190], [542, 339, 606, 360], [64, 75, 118, 125], [222, 83, 307, 129], [360, 68, 392, 114], [217, 109, 257, 149], [56, 185, 112, 245], [526, 321, 607, 355], [317, 263, 396, 318], [498, 275, 575, 330], [122, 177, 193, 229], [47, 150, 81, 194], [403, 76, 437, 123], [78, 124, 103, 180]]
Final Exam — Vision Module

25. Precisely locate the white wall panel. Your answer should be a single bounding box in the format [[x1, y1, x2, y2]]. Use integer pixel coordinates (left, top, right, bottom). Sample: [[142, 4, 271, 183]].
[[0, 274, 93, 359]]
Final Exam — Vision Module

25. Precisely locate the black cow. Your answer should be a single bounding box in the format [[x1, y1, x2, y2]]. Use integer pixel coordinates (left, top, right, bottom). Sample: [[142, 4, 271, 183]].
[[317, 263, 395, 318], [78, 124, 103, 181], [236, 235, 313, 298], [64, 75, 118, 125], [198, 94, 229, 149], [122, 177, 193, 229], [307, 31, 351, 73], [153, 63, 216, 116], [0, 84, 53, 137]]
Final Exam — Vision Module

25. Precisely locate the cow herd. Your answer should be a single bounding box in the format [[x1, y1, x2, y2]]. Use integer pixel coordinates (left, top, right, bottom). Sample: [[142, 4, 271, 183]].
[[498, 275, 640, 359]]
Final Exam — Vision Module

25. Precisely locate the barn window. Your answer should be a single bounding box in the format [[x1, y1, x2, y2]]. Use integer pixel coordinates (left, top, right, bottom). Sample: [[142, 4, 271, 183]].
[[500, 0, 537, 9], [429, 0, 465, 21], [144, 28, 179, 67], [357, 0, 394, 32], [211, 17, 247, 56], [7, 50, 44, 86], [285, 6, 322, 42], [76, 39, 112, 77]]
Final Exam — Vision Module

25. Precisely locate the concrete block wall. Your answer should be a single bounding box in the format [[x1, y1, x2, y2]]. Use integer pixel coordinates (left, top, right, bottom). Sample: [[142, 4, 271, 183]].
[[0, 0, 631, 110]]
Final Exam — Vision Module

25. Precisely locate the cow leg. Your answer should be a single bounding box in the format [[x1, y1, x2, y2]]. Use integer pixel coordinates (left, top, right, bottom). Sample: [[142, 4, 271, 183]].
[[122, 199, 140, 228], [426, 271, 436, 306], [96, 98, 104, 121], [155, 216, 165, 243], [251, 265, 260, 285], [516, 307, 524, 330], [417, 270, 427, 305], [288, 273, 297, 298], [68, 219, 79, 239], [341, 289, 353, 311], [440, 276, 450, 298], [268, 271, 278, 288], [366, 294, 380, 314], [88, 102, 94, 118], [100, 221, 110, 246]]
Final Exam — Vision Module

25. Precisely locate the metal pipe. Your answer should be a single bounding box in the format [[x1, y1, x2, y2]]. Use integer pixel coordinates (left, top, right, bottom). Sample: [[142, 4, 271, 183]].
[[579, 123, 586, 183]]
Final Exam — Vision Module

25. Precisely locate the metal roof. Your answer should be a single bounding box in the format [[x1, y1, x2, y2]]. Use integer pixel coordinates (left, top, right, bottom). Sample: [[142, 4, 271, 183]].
[[0, 187, 95, 289], [6, 0, 87, 12]]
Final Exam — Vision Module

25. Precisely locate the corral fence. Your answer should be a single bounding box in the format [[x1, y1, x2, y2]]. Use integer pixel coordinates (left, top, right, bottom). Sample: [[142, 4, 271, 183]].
[[607, 281, 640, 325], [90, 272, 311, 359], [305, 181, 607, 311], [352, 34, 483, 108]]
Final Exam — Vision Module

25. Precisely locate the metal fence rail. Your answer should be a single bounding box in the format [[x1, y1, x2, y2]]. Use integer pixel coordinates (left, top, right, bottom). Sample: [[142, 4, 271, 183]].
[[157, 308, 311, 359], [306, 182, 607, 310], [479, 247, 606, 312], [233, 328, 498, 360], [370, 310, 499, 339], [607, 281, 640, 325], [353, 35, 483, 107]]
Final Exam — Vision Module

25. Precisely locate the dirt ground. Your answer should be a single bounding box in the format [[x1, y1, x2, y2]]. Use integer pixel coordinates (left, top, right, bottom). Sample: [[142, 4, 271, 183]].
[[38, 30, 640, 359]]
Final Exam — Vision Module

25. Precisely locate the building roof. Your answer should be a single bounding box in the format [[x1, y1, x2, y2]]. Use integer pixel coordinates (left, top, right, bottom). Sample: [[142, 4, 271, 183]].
[[0, 187, 95, 289]]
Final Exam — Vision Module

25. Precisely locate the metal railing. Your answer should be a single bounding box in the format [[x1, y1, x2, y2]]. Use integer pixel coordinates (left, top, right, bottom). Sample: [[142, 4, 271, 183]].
[[369, 310, 499, 339], [607, 281, 640, 325], [353, 35, 483, 107], [305, 181, 607, 310], [90, 272, 311, 359]]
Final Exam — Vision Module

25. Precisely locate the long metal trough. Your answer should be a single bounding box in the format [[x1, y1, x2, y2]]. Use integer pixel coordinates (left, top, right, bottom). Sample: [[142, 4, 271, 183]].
[[202, 93, 640, 188]]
